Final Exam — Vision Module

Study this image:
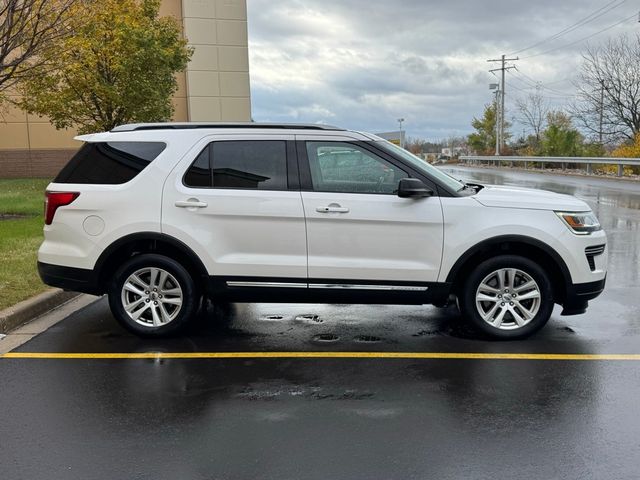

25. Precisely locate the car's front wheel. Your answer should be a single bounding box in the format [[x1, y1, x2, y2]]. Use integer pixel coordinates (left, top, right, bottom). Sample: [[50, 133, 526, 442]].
[[459, 255, 554, 339], [108, 254, 200, 337]]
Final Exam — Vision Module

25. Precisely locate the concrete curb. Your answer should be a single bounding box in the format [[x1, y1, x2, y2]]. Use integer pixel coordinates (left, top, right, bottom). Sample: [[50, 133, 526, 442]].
[[0, 289, 81, 334]]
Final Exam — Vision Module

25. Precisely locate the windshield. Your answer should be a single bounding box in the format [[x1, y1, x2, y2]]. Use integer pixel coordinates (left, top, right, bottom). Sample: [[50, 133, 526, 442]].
[[375, 140, 465, 193]]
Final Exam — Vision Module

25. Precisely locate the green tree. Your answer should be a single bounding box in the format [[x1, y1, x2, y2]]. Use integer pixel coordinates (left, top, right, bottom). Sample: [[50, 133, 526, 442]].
[[468, 104, 511, 155], [19, 0, 192, 133], [540, 112, 585, 157]]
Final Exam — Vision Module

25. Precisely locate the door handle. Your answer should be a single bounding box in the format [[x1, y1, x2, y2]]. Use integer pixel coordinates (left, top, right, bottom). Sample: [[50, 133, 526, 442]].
[[316, 204, 349, 213], [175, 199, 208, 208]]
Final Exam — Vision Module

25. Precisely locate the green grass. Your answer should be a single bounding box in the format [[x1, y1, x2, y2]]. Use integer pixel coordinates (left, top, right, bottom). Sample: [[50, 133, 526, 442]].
[[0, 178, 51, 310], [0, 178, 50, 216]]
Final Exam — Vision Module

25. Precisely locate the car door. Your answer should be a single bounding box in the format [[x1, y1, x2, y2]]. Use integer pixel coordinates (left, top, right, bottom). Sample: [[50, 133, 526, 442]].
[[298, 138, 443, 286], [162, 134, 307, 283]]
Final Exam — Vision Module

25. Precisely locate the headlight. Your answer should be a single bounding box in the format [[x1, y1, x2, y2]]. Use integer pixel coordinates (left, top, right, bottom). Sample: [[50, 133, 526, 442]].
[[555, 211, 601, 234]]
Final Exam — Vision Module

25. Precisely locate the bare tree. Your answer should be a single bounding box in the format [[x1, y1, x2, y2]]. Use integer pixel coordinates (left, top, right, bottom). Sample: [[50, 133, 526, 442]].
[[572, 34, 640, 143], [515, 90, 548, 141], [0, 0, 74, 96]]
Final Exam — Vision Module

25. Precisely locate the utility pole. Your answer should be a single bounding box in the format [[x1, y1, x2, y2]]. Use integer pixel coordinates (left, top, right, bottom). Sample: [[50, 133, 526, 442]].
[[488, 54, 518, 154], [494, 88, 500, 155], [397, 118, 405, 148], [490, 83, 500, 155], [599, 83, 604, 144]]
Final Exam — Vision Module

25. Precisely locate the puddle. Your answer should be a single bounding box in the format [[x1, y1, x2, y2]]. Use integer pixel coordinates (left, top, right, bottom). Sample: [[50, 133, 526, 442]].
[[312, 333, 340, 343], [443, 322, 479, 340], [295, 314, 323, 323], [353, 335, 382, 343], [261, 315, 284, 321], [412, 330, 440, 337], [557, 326, 576, 333]]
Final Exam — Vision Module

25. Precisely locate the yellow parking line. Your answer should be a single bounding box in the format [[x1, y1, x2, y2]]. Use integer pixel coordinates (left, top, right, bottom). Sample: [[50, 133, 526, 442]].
[[2, 351, 640, 360]]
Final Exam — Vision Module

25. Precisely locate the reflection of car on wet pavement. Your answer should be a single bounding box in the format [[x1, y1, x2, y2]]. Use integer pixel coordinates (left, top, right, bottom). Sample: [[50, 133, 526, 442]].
[[37, 122, 606, 339]]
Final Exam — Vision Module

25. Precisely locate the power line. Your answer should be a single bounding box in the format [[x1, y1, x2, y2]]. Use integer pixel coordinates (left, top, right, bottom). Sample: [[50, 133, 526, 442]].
[[509, 0, 627, 55], [511, 69, 576, 96], [509, 71, 539, 88], [521, 11, 638, 59], [541, 77, 573, 86], [506, 74, 576, 99]]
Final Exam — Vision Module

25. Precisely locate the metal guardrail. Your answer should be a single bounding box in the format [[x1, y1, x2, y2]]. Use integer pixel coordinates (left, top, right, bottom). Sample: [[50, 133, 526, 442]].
[[459, 155, 640, 177]]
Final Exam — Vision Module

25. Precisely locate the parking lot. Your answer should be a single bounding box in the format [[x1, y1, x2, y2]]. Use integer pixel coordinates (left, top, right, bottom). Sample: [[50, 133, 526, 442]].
[[1, 166, 639, 480]]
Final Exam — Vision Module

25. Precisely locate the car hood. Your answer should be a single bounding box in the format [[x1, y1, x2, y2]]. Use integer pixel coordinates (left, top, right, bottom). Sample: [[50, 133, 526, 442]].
[[472, 184, 590, 211]]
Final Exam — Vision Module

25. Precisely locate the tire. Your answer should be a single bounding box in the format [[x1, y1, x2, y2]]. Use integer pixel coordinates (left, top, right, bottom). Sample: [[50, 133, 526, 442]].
[[459, 255, 554, 340], [108, 254, 200, 337]]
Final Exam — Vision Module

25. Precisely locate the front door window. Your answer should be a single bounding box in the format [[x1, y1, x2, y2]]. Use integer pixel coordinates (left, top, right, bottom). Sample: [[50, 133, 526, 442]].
[[306, 142, 408, 194]]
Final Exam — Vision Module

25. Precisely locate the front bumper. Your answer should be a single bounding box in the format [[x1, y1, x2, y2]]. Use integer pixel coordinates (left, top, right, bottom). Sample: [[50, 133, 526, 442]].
[[561, 276, 606, 316]]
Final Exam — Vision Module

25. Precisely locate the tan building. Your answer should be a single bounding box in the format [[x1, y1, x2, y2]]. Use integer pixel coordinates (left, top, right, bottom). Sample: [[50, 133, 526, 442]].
[[0, 0, 251, 179]]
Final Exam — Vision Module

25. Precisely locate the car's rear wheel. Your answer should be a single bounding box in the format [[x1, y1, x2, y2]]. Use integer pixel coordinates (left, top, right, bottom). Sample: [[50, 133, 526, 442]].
[[108, 254, 200, 337], [459, 255, 554, 339]]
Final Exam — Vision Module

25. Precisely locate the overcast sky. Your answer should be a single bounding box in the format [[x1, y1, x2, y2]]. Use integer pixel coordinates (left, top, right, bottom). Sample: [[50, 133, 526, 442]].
[[246, 0, 639, 140]]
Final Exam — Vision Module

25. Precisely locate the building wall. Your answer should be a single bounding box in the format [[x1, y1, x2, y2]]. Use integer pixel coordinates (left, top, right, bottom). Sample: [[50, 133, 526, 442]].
[[0, 0, 251, 179], [180, 0, 251, 121]]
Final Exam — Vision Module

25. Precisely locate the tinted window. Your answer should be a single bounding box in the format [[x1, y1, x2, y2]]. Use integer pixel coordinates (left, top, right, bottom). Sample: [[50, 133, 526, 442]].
[[54, 142, 166, 184], [183, 147, 211, 188], [306, 142, 408, 194], [212, 141, 287, 190]]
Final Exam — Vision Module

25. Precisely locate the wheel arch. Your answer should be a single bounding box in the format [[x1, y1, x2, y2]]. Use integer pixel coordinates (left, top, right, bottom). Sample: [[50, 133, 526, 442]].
[[445, 235, 571, 303], [94, 232, 210, 295]]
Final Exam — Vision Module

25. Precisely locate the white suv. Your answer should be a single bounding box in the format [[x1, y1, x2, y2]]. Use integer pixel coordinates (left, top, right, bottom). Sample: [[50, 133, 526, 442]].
[[38, 123, 607, 339]]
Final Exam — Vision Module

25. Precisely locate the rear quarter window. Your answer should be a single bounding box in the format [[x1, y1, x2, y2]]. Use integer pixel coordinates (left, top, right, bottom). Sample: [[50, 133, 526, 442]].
[[54, 142, 166, 184]]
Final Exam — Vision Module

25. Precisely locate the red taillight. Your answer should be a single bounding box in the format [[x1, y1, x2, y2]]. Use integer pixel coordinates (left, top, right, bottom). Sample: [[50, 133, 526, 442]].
[[44, 191, 80, 225]]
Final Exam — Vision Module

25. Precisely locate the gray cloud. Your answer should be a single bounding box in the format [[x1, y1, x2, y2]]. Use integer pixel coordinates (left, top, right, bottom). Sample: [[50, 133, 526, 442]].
[[247, 0, 637, 139]]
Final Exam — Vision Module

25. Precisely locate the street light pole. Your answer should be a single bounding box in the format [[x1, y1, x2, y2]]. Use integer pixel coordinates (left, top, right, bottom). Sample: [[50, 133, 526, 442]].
[[397, 118, 405, 148], [489, 83, 500, 155]]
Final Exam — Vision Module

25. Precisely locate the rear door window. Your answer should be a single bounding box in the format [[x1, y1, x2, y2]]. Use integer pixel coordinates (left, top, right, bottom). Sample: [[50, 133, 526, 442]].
[[54, 142, 166, 184], [183, 147, 211, 188], [183, 140, 288, 190]]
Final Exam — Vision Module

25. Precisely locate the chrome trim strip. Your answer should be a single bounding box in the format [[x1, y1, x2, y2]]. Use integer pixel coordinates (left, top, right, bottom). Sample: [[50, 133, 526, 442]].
[[226, 281, 308, 288], [308, 283, 428, 291], [226, 281, 429, 291]]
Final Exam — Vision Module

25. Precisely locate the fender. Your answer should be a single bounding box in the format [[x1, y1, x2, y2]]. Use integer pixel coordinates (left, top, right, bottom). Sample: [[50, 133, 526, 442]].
[[445, 234, 572, 286], [94, 231, 209, 285]]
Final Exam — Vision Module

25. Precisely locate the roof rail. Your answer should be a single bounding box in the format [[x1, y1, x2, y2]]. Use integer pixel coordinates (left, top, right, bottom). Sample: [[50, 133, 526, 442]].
[[111, 122, 345, 132]]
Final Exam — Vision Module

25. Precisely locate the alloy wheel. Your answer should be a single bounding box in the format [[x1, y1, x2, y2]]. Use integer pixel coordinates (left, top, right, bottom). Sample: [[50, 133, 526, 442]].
[[120, 267, 183, 327], [475, 268, 541, 330]]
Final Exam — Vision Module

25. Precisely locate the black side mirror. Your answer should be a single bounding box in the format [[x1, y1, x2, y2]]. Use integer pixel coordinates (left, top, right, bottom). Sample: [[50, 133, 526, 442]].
[[397, 178, 433, 198]]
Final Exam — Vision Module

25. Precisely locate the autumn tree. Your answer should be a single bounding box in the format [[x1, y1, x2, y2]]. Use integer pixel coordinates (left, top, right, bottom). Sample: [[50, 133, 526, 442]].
[[572, 34, 640, 143], [612, 133, 640, 158], [468, 104, 511, 155], [405, 136, 428, 155], [540, 111, 584, 157], [19, 0, 192, 133], [0, 0, 75, 98]]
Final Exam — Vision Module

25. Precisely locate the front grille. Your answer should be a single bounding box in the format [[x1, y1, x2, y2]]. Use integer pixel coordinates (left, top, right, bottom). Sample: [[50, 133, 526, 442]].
[[585, 244, 606, 271]]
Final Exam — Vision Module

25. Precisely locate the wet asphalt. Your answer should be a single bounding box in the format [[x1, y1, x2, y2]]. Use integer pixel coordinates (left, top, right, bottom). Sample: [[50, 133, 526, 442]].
[[1, 166, 639, 480]]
